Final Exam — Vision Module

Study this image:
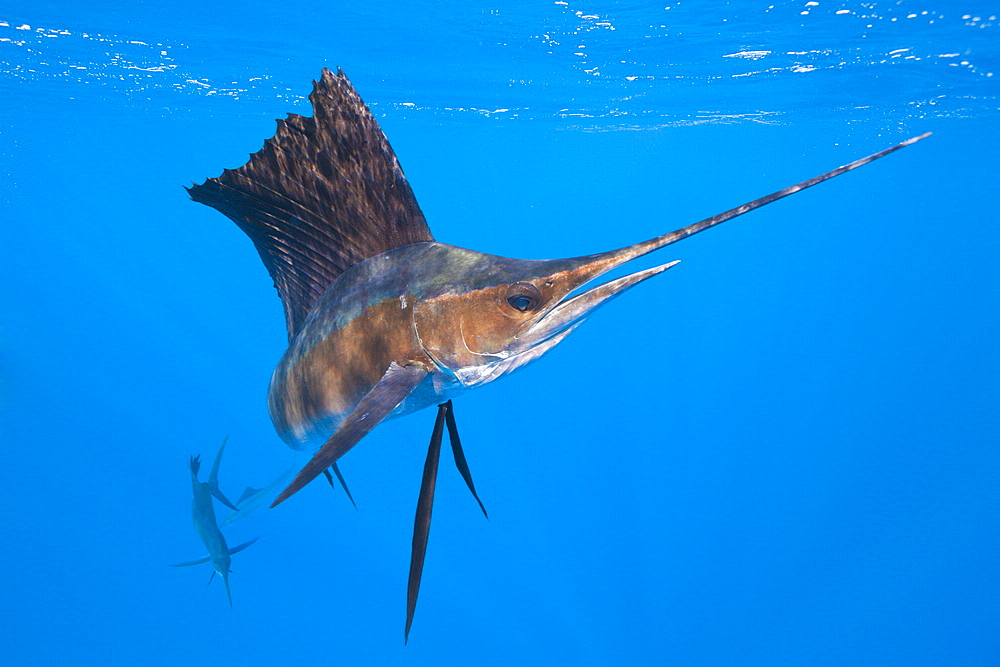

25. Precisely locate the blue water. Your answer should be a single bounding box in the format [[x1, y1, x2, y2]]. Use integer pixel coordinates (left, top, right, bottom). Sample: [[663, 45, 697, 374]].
[[2, 1, 998, 665]]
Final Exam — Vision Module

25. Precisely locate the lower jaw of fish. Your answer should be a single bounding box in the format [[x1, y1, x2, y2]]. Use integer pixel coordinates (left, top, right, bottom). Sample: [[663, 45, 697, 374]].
[[518, 259, 681, 349], [446, 325, 580, 390]]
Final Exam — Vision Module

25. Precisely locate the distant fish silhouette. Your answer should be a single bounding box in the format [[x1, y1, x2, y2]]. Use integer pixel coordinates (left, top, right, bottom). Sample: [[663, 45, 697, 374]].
[[189, 68, 929, 639], [171, 441, 258, 608]]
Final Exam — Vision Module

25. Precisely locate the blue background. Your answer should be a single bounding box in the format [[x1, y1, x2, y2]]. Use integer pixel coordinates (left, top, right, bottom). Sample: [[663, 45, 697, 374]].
[[1, 1, 998, 664]]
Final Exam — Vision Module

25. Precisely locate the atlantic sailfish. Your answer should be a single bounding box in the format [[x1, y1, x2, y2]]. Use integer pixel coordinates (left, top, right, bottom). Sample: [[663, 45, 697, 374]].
[[170, 440, 259, 608], [188, 68, 928, 639]]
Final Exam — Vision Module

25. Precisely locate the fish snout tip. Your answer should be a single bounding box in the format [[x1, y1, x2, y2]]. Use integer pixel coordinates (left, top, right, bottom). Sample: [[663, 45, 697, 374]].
[[631, 259, 681, 281], [903, 131, 933, 146]]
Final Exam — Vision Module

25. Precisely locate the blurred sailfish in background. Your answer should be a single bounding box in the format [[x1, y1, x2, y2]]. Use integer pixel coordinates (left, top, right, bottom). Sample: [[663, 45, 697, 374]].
[[188, 68, 928, 639], [219, 465, 295, 529], [170, 439, 258, 608]]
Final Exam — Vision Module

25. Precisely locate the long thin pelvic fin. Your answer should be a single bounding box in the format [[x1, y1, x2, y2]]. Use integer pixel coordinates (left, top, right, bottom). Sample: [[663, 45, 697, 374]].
[[405, 403, 446, 644], [443, 401, 488, 519]]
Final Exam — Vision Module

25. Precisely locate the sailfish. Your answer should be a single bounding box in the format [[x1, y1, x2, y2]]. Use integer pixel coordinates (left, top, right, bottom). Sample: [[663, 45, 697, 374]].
[[170, 441, 259, 608], [188, 68, 928, 639]]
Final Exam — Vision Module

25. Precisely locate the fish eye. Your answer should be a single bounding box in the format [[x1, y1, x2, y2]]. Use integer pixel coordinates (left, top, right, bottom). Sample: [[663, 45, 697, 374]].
[[508, 295, 535, 311], [504, 282, 542, 313]]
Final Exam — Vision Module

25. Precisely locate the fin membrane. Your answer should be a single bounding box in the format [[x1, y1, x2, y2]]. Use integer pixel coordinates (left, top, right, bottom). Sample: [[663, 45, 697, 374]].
[[188, 68, 435, 339]]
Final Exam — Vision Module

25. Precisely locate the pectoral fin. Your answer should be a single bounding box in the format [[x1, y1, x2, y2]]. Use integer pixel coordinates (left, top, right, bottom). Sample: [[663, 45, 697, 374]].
[[169, 555, 212, 567], [227, 537, 259, 557], [272, 362, 429, 507]]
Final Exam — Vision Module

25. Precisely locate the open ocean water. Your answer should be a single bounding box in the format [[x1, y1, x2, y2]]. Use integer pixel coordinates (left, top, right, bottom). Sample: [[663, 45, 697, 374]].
[[1, 1, 998, 665]]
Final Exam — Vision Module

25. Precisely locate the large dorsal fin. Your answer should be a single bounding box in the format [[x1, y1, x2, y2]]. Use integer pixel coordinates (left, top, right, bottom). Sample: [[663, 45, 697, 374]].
[[188, 68, 434, 339]]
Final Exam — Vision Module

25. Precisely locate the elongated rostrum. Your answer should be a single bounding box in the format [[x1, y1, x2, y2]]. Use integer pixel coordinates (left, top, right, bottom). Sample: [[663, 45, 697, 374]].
[[189, 68, 929, 640]]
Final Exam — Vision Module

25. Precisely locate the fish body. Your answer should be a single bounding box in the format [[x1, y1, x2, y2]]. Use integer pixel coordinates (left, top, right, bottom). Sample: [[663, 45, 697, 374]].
[[268, 242, 607, 450], [189, 457, 229, 569], [172, 445, 257, 607]]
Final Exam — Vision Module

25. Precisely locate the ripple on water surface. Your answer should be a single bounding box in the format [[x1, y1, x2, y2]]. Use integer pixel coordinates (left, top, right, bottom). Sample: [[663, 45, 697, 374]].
[[0, 1, 996, 127]]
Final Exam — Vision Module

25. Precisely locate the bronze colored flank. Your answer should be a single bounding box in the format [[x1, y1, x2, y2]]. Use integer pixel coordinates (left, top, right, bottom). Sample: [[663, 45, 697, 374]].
[[188, 68, 929, 641]]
